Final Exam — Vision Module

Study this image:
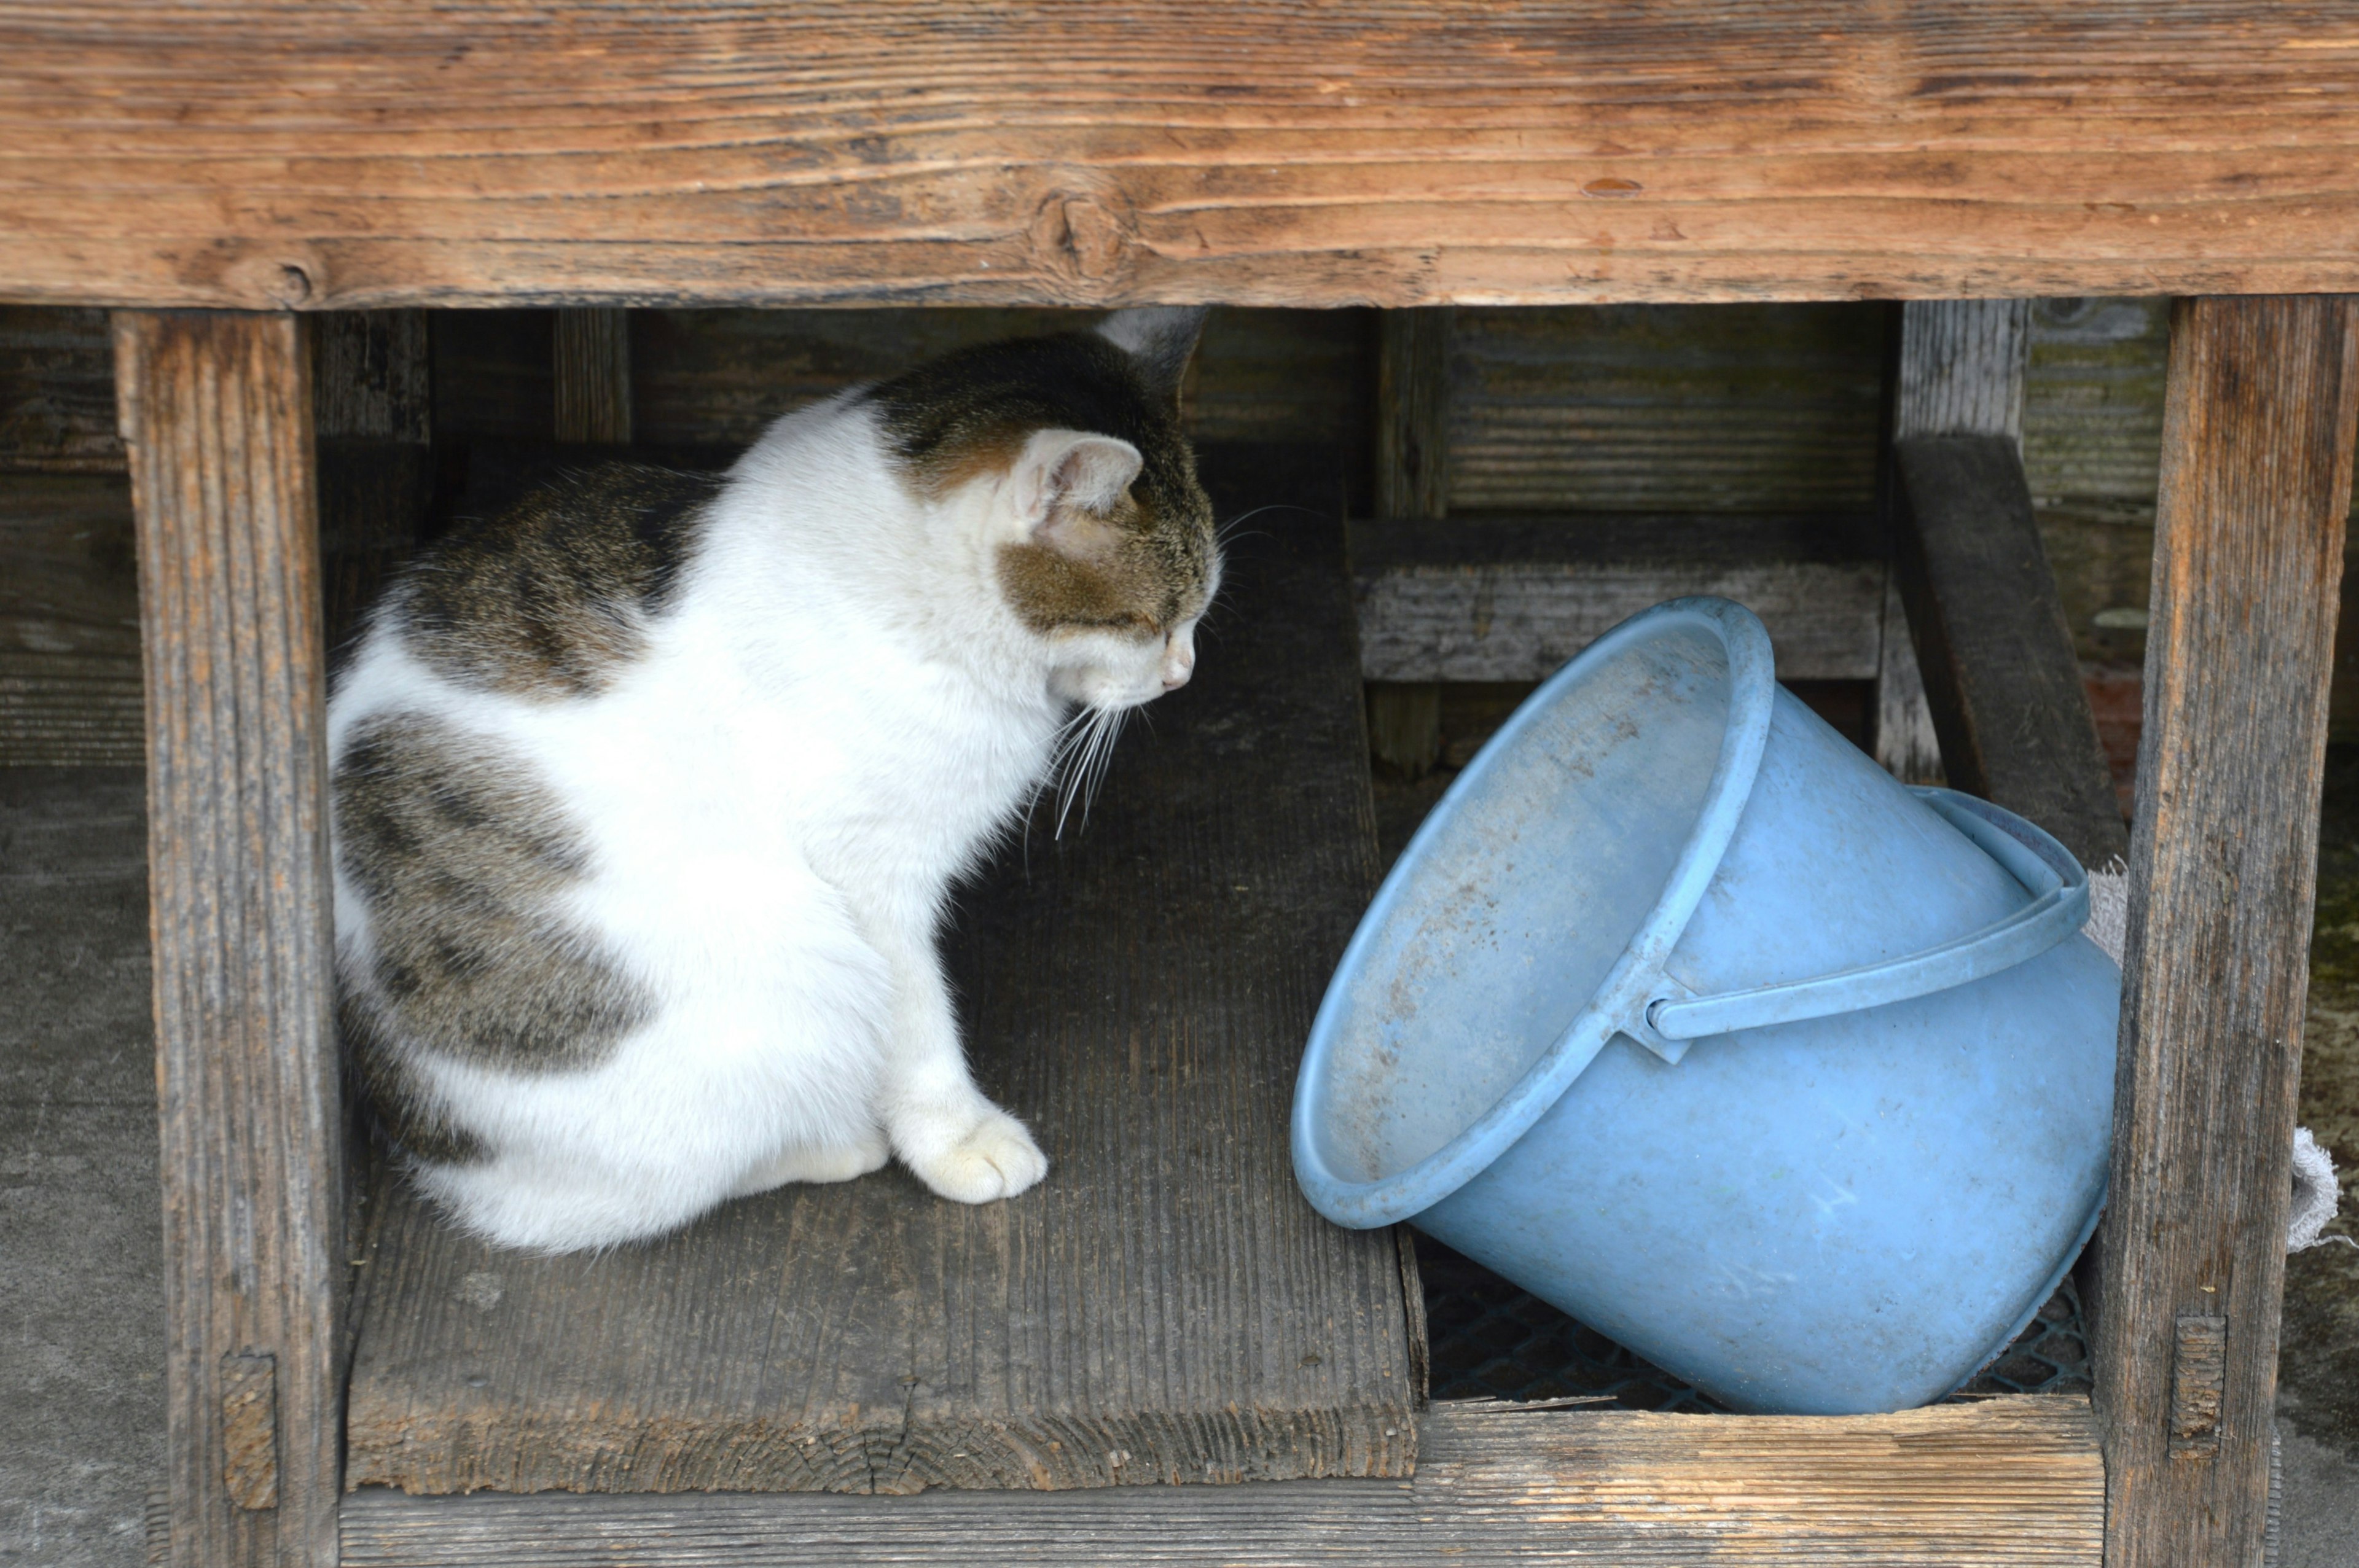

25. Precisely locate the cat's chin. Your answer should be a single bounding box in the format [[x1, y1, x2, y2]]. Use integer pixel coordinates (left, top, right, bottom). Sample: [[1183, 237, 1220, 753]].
[[1049, 669, 1167, 711]]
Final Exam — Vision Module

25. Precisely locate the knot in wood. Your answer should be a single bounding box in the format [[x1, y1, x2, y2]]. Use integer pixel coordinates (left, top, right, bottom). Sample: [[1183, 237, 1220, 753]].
[[1029, 189, 1135, 291]]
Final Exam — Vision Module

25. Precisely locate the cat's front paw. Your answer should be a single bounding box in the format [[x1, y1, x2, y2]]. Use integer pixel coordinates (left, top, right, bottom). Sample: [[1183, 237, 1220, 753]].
[[897, 1104, 1049, 1204]]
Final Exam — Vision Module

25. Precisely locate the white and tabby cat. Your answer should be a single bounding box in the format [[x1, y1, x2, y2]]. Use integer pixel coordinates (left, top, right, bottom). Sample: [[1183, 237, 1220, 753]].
[[329, 308, 1218, 1252]]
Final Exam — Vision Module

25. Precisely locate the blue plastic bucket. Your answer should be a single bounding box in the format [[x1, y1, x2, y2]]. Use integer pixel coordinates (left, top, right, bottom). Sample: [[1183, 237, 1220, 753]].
[[1292, 598, 2118, 1414]]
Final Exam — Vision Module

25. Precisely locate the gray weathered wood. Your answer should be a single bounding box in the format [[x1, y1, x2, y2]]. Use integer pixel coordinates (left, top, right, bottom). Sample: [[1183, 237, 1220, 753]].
[[1889, 435, 2127, 868], [1873, 578, 1942, 786], [1367, 308, 1453, 776], [0, 472, 141, 765], [553, 308, 632, 445], [342, 445, 1417, 1497], [1879, 299, 2032, 792], [339, 1395, 2102, 1566], [1349, 513, 1883, 685], [1896, 300, 2030, 444], [1375, 309, 1450, 523], [2094, 294, 2359, 1568], [313, 312, 432, 652], [115, 310, 343, 1568]]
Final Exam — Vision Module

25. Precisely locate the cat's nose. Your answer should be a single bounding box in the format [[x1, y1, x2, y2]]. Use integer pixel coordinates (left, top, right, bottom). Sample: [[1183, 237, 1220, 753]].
[[1161, 638, 1195, 690]]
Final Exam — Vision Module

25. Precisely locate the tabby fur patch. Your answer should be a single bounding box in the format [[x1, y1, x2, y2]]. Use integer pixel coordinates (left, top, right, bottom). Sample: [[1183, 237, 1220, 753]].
[[396, 464, 722, 698], [335, 712, 652, 1158]]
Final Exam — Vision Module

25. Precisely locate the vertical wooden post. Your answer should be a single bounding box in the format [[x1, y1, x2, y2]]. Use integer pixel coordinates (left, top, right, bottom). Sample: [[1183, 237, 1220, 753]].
[[314, 310, 432, 650], [552, 307, 632, 445], [1367, 307, 1452, 777], [1887, 299, 2127, 867], [2095, 295, 2359, 1567], [115, 311, 343, 1568], [1879, 300, 2036, 791]]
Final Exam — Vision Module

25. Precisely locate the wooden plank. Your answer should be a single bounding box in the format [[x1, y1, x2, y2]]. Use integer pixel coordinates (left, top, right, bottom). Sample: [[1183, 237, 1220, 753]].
[[0, 472, 141, 765], [0, 303, 120, 471], [1349, 513, 1882, 685], [115, 310, 342, 1567], [1449, 303, 1888, 515], [1887, 300, 2125, 868], [552, 308, 632, 445], [339, 1395, 2102, 1566], [4, 4, 2359, 311], [342, 444, 1418, 1497], [1367, 308, 1452, 776], [2094, 295, 2359, 1568], [314, 311, 432, 653]]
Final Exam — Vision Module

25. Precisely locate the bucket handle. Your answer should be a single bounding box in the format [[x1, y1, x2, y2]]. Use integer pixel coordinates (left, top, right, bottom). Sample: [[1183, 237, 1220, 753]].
[[1630, 789, 2092, 1054]]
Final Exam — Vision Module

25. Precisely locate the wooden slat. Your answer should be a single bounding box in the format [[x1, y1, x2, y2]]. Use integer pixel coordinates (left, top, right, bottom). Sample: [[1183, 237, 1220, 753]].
[[2094, 295, 2359, 1568], [552, 308, 632, 445], [340, 1395, 2103, 1566], [1350, 513, 1882, 685], [1887, 299, 2125, 868], [314, 312, 433, 653], [115, 310, 342, 1567], [0, 304, 121, 470], [342, 445, 1418, 1497], [4, 5, 2358, 311], [1367, 308, 1452, 776], [0, 472, 141, 765]]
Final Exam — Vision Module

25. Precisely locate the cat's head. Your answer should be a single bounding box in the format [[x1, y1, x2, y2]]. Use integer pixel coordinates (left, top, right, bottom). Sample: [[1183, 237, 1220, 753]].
[[868, 308, 1219, 711]]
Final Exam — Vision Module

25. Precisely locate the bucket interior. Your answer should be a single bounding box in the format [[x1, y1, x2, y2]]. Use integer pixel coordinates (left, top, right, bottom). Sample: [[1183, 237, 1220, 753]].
[[1308, 620, 1734, 1187]]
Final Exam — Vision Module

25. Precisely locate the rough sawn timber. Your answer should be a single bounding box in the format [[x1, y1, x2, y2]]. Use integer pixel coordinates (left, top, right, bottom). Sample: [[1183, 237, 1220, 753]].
[[115, 311, 345, 1568], [2093, 296, 2359, 1568], [340, 1395, 2103, 1566], [1349, 512, 1884, 685], [3, 4, 2358, 311], [342, 447, 1418, 1497]]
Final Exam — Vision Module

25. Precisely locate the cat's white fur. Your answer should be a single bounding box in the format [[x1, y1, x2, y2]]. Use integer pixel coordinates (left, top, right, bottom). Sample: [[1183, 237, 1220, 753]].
[[328, 316, 1209, 1252]]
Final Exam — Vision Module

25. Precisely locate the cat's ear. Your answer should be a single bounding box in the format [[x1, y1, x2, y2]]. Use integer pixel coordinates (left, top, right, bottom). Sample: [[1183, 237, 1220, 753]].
[[1097, 306, 1208, 406], [1011, 429, 1144, 558]]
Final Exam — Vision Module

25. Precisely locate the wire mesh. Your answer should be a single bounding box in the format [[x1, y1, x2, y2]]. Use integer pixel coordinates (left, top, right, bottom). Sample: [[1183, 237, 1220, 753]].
[[1417, 1233, 2092, 1409]]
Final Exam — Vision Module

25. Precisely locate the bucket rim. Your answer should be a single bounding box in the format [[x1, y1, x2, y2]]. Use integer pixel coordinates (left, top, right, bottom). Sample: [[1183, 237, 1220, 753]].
[[1291, 596, 1778, 1230]]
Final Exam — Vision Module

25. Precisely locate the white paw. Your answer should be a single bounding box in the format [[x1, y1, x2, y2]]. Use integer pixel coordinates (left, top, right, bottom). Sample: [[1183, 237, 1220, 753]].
[[898, 1105, 1049, 1204]]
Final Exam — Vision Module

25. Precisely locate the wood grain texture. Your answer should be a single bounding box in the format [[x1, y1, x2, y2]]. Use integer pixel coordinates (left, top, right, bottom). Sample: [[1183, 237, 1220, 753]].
[[553, 308, 632, 445], [340, 1395, 2102, 1566], [1448, 303, 1888, 514], [1890, 438, 2127, 868], [1349, 513, 1882, 684], [315, 311, 428, 445], [116, 310, 343, 1567], [1872, 577, 1943, 787], [1887, 300, 2124, 867], [2094, 295, 2359, 1568], [0, 304, 121, 470], [0, 472, 141, 765], [1376, 310, 1450, 523], [4, 4, 2359, 311], [315, 311, 434, 654], [1896, 300, 2030, 443], [343, 445, 1417, 1497]]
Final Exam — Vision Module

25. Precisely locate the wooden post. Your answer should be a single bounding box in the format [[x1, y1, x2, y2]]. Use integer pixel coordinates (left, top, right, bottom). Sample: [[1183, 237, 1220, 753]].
[[552, 307, 632, 445], [1367, 307, 1452, 777], [2094, 295, 2359, 1567], [314, 310, 432, 650], [1887, 299, 2126, 868], [115, 311, 343, 1568]]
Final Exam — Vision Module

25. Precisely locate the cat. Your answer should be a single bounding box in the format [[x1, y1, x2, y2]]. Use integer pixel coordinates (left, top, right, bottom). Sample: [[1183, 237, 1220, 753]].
[[328, 307, 1219, 1254]]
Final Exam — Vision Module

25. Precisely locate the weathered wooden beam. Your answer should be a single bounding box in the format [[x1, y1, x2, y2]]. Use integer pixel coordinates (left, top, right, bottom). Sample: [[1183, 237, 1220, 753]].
[[339, 1395, 2103, 1567], [2094, 295, 2359, 1568], [114, 311, 343, 1568], [1349, 513, 1883, 685], [1888, 299, 2126, 868], [1367, 307, 1452, 776], [5, 6, 2358, 311], [552, 307, 632, 445], [314, 310, 432, 651]]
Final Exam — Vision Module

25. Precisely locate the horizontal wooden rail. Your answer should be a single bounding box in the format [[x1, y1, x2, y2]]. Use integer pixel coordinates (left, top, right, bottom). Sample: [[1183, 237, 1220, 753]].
[[1349, 513, 1883, 684], [340, 1396, 2104, 1566], [2, 3, 2357, 310]]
